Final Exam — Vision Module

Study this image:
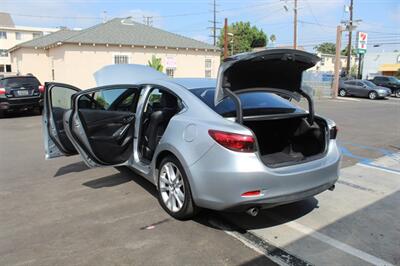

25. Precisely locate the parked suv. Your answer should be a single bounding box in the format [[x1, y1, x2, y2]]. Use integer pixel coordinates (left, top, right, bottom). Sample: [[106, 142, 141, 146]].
[[369, 76, 400, 97], [0, 75, 44, 117]]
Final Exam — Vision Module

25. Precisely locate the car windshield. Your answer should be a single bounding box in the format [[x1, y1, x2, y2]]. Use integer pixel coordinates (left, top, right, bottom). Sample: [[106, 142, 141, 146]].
[[363, 80, 376, 87], [2, 77, 40, 87], [190, 87, 303, 117], [387, 76, 400, 84]]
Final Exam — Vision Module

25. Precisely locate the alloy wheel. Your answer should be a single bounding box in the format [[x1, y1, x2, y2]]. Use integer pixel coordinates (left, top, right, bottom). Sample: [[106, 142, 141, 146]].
[[396, 89, 400, 98], [159, 162, 185, 213], [339, 89, 346, 97], [369, 91, 377, 100]]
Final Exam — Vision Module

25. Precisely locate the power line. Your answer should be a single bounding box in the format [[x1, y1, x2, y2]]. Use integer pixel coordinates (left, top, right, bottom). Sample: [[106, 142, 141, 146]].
[[208, 0, 220, 46]]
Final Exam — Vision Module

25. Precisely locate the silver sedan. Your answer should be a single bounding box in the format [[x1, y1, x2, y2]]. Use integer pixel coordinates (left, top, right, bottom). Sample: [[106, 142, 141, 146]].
[[43, 49, 340, 220], [339, 79, 391, 99]]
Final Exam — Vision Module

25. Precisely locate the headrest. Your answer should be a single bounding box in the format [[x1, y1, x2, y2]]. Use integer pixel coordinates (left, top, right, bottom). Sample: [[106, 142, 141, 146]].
[[160, 93, 177, 108]]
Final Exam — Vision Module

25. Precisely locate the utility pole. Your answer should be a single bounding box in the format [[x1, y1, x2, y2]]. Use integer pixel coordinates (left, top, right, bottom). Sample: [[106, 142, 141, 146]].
[[332, 26, 343, 99], [224, 18, 228, 59], [143, 16, 153, 26], [346, 0, 353, 76], [208, 0, 220, 46], [293, 0, 298, 49]]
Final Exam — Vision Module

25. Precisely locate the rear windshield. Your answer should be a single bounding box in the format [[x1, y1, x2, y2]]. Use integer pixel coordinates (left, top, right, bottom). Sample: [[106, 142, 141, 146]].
[[1, 77, 40, 87], [190, 87, 303, 117]]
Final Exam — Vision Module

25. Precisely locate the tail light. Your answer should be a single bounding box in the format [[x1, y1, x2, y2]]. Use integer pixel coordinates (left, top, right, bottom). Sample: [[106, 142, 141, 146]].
[[0, 88, 5, 95], [208, 130, 255, 152], [329, 125, 338, 139], [241, 190, 261, 197], [38, 85, 45, 93]]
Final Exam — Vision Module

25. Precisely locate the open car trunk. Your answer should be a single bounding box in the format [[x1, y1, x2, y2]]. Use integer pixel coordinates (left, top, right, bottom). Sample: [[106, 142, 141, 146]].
[[244, 115, 327, 168]]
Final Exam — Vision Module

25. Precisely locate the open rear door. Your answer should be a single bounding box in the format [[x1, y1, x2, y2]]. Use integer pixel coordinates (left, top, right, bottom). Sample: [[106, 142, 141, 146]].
[[43, 82, 80, 159], [215, 49, 320, 123]]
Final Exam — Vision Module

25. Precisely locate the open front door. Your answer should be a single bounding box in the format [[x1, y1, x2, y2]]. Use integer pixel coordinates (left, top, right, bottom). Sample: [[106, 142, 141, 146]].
[[43, 82, 81, 159], [65, 85, 139, 167]]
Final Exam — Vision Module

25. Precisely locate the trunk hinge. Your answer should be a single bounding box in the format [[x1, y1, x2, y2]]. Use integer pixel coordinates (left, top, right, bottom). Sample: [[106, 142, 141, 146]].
[[223, 87, 243, 124], [299, 90, 314, 124]]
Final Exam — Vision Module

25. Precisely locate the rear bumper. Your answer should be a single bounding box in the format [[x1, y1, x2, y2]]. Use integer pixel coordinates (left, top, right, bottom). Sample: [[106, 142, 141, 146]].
[[0, 97, 43, 110], [187, 140, 341, 211]]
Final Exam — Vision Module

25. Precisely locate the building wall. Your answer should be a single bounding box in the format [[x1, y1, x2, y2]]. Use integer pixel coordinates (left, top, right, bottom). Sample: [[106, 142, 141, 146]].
[[0, 26, 57, 73], [11, 43, 221, 88], [362, 52, 400, 79], [309, 53, 357, 73]]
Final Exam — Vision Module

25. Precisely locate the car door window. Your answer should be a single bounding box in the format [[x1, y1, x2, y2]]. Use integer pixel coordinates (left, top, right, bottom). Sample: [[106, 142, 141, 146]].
[[73, 86, 139, 165], [78, 87, 137, 112]]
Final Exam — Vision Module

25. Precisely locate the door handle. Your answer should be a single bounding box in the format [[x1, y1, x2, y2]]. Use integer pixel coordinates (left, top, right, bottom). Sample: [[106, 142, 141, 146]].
[[122, 115, 135, 124]]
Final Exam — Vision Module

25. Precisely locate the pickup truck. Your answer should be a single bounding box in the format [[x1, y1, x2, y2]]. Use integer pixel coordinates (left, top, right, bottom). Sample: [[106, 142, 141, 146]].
[[369, 76, 400, 97]]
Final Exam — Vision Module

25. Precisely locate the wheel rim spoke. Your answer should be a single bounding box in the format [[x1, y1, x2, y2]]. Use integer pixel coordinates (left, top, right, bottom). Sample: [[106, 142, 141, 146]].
[[160, 162, 185, 213]]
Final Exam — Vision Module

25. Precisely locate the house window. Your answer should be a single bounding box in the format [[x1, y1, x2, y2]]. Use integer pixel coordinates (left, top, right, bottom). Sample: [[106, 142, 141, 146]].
[[166, 68, 175, 77], [114, 55, 130, 64], [320, 57, 325, 66], [6, 65, 11, 72], [0, 65, 4, 72], [0, 32, 7, 39], [205, 70, 212, 78], [205, 59, 212, 69], [0, 49, 8, 57], [32, 32, 42, 39], [15, 32, 22, 40]]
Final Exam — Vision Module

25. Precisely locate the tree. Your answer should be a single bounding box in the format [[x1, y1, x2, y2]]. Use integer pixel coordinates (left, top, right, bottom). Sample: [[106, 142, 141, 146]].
[[148, 55, 163, 72], [314, 42, 336, 55], [269, 34, 276, 47], [341, 46, 356, 56], [218, 22, 268, 55]]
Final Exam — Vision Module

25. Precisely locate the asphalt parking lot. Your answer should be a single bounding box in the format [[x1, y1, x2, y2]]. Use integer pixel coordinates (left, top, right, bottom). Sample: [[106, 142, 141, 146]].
[[0, 97, 399, 266]]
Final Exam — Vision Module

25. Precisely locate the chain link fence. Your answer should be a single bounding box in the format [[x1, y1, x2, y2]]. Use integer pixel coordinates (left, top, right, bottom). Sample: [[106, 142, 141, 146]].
[[302, 72, 334, 99]]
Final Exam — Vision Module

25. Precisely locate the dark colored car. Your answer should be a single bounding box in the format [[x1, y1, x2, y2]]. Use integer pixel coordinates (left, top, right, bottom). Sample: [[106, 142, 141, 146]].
[[0, 75, 44, 117], [369, 76, 400, 97], [339, 79, 391, 100]]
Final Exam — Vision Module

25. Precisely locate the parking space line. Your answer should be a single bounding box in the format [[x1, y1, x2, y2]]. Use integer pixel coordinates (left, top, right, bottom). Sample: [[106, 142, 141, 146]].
[[357, 163, 400, 175], [281, 220, 395, 266]]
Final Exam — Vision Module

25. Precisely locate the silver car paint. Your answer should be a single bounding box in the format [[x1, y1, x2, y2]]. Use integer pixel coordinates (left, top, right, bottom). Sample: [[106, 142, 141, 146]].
[[44, 64, 340, 211]]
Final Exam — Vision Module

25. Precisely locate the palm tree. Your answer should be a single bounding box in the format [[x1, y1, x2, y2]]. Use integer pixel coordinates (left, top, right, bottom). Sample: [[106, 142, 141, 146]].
[[269, 34, 276, 47], [148, 55, 163, 72]]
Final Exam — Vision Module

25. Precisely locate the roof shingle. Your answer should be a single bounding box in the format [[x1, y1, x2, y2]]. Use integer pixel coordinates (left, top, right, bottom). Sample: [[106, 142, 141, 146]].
[[11, 18, 218, 51]]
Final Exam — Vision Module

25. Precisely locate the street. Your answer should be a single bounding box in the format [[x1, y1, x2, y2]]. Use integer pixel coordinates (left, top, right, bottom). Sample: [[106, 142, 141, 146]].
[[0, 97, 399, 266]]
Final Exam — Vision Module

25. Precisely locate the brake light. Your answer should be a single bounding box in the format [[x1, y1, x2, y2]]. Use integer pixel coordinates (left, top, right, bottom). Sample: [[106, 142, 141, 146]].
[[241, 190, 261, 197], [208, 130, 255, 152], [0, 88, 5, 95], [329, 125, 338, 139], [38, 85, 45, 93]]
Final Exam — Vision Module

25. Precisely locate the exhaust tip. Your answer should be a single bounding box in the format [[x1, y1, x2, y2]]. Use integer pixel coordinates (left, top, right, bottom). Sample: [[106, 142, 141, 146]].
[[328, 184, 335, 191], [246, 207, 259, 217]]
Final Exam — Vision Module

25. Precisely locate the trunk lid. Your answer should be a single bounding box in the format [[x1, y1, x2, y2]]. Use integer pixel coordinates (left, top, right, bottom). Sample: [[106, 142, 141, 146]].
[[215, 49, 320, 105]]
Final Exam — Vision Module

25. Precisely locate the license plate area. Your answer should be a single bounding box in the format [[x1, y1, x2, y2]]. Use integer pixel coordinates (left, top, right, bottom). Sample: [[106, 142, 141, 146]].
[[16, 90, 30, 96]]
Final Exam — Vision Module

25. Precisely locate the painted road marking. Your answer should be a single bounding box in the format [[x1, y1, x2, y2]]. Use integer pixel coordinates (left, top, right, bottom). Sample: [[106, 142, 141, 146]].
[[280, 219, 394, 266], [357, 163, 400, 175]]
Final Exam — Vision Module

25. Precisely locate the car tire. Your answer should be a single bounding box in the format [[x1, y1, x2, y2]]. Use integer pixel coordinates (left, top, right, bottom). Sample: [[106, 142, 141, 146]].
[[157, 156, 197, 220], [0, 110, 4, 118], [395, 89, 400, 98], [33, 106, 42, 115], [339, 89, 347, 97], [368, 91, 377, 100]]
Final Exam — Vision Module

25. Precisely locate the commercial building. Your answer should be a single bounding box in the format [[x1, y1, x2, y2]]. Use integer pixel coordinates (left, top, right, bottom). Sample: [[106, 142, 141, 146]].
[[310, 53, 357, 74], [362, 51, 400, 78], [0, 12, 58, 75], [9, 17, 220, 88]]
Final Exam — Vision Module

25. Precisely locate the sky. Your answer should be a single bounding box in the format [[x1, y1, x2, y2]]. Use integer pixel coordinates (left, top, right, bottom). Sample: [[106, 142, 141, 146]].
[[2, 0, 399, 53]]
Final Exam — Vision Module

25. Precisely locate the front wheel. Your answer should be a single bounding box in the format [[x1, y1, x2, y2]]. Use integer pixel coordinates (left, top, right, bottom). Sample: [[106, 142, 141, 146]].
[[368, 91, 377, 100], [339, 89, 347, 97], [395, 89, 400, 98], [157, 156, 197, 220]]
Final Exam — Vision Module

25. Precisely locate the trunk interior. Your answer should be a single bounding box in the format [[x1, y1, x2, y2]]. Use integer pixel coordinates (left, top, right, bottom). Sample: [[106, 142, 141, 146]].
[[244, 115, 327, 167]]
